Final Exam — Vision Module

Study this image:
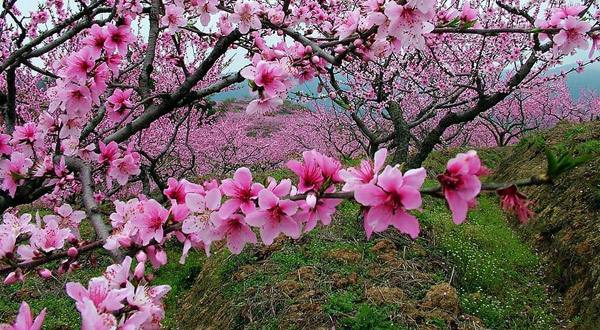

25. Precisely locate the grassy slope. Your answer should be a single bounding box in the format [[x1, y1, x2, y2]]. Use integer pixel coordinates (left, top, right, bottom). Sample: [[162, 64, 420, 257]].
[[177, 195, 556, 329]]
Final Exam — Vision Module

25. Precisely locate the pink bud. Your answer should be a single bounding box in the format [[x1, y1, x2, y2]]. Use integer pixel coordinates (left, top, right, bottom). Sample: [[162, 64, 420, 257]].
[[304, 45, 312, 53], [334, 45, 345, 54], [353, 39, 363, 47], [328, 91, 337, 99], [67, 247, 78, 258], [306, 193, 317, 209], [38, 268, 52, 279], [136, 251, 147, 263], [311, 56, 320, 64], [277, 29, 284, 36], [67, 234, 78, 244], [4, 270, 23, 285], [134, 262, 145, 280]]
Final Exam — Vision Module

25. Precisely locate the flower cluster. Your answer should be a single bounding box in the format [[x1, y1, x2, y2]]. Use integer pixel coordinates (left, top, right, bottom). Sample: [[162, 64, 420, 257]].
[[66, 256, 170, 329], [0, 204, 87, 284]]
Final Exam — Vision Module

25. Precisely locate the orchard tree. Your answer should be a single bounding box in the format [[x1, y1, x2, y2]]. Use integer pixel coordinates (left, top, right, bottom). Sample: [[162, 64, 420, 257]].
[[310, 1, 599, 165], [0, 0, 598, 328], [464, 76, 600, 147]]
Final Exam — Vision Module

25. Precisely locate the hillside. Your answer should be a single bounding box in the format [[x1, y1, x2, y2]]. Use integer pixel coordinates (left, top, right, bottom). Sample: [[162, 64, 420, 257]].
[[492, 120, 600, 327]]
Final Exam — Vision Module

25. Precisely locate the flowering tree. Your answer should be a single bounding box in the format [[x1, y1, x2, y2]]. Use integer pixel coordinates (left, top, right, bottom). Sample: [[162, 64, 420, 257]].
[[458, 77, 600, 147], [0, 0, 598, 328], [310, 1, 599, 165]]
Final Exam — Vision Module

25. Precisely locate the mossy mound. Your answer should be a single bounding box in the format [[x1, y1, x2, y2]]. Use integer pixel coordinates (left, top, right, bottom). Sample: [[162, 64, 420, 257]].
[[493, 120, 600, 327], [176, 196, 556, 329]]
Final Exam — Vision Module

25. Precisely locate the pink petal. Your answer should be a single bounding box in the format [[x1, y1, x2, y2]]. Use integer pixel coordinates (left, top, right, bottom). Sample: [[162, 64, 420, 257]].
[[185, 193, 205, 213], [377, 166, 403, 192], [244, 211, 267, 227], [233, 167, 253, 187], [219, 199, 241, 218], [279, 216, 301, 239], [354, 184, 387, 206], [373, 148, 387, 173], [279, 200, 299, 216], [445, 190, 468, 224], [398, 187, 422, 210], [391, 211, 420, 239], [402, 167, 426, 189], [205, 188, 222, 210], [258, 189, 278, 210]]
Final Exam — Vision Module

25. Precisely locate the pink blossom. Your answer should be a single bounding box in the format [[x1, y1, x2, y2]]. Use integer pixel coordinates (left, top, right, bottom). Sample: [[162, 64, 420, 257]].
[[460, 3, 478, 22], [185, 187, 221, 213], [126, 283, 171, 328], [82, 24, 108, 58], [497, 185, 534, 223], [241, 60, 289, 97], [0, 301, 46, 330], [246, 96, 283, 115], [0, 134, 12, 155], [1, 212, 33, 236], [54, 203, 86, 229], [164, 178, 187, 204], [29, 218, 70, 252], [355, 166, 426, 239], [195, 0, 218, 26], [0, 152, 33, 198], [231, 1, 261, 34], [295, 195, 342, 233], [58, 83, 92, 113], [4, 269, 24, 285], [0, 230, 16, 259], [98, 141, 120, 164], [553, 16, 591, 55], [108, 154, 141, 186], [77, 298, 117, 330], [104, 23, 134, 54], [437, 150, 484, 224], [65, 48, 95, 82], [337, 9, 360, 40], [133, 200, 170, 245], [212, 213, 257, 254], [66, 277, 129, 312], [340, 148, 387, 191], [245, 189, 300, 245], [12, 123, 43, 146], [161, 5, 188, 35], [287, 150, 325, 193], [106, 88, 134, 122], [219, 167, 263, 218]]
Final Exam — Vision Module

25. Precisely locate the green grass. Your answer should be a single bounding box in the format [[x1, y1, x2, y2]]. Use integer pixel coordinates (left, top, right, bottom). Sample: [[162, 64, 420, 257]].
[[418, 196, 556, 328]]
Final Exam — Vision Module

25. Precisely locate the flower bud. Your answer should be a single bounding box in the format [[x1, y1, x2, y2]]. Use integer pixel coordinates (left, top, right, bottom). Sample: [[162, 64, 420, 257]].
[[306, 193, 317, 209], [4, 269, 23, 285], [67, 247, 78, 258], [38, 268, 52, 279], [136, 251, 147, 263], [134, 262, 145, 280]]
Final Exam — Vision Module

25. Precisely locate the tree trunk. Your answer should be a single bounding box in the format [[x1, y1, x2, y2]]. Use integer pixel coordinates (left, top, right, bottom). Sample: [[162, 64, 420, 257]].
[[388, 101, 410, 165]]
